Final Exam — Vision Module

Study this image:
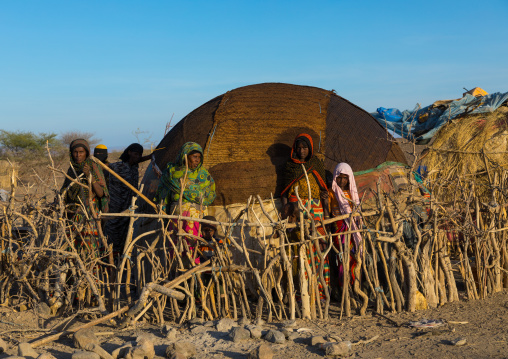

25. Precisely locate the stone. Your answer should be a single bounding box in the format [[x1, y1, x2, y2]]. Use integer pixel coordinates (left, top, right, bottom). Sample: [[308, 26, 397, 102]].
[[326, 335, 340, 343], [246, 325, 263, 339], [72, 351, 101, 359], [84, 343, 114, 359], [310, 335, 327, 346], [190, 325, 208, 335], [168, 353, 187, 359], [0, 337, 7, 353], [163, 325, 178, 340], [37, 302, 52, 318], [73, 328, 99, 350], [239, 317, 250, 325], [5, 357, 27, 359], [282, 319, 297, 328], [124, 335, 155, 359], [263, 330, 285, 344], [37, 354, 57, 359], [112, 342, 133, 359], [281, 328, 292, 338], [166, 327, 178, 341], [18, 342, 39, 358], [255, 318, 265, 326], [451, 337, 467, 346], [162, 324, 172, 334], [322, 341, 351, 357], [165, 342, 197, 359], [288, 333, 299, 341], [247, 344, 274, 359], [215, 318, 235, 332], [203, 321, 214, 327], [229, 327, 250, 342], [188, 318, 203, 325]]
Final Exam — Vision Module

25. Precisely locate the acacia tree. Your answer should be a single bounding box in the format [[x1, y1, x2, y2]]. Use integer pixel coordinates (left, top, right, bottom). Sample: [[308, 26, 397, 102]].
[[60, 131, 101, 148], [132, 127, 154, 149], [0, 130, 59, 155]]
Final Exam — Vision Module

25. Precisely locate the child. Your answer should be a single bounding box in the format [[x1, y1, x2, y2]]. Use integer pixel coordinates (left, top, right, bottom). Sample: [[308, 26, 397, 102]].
[[199, 215, 222, 259]]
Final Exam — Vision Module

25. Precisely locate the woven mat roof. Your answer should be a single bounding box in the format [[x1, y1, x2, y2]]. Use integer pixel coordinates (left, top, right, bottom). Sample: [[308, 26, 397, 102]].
[[142, 83, 407, 206]]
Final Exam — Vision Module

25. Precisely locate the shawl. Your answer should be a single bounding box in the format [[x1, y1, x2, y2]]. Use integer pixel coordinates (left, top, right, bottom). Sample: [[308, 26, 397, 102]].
[[61, 139, 109, 213], [281, 133, 327, 196], [331, 162, 362, 248], [155, 142, 216, 207]]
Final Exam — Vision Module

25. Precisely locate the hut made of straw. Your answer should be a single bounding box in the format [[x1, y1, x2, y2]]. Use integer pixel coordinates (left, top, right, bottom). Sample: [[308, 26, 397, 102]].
[[422, 105, 508, 202], [141, 83, 407, 207]]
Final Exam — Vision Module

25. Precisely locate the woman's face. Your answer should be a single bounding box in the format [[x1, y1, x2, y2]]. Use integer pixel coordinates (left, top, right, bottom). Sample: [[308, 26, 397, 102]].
[[72, 147, 87, 164], [335, 173, 349, 191], [187, 152, 202, 169], [296, 141, 309, 161], [128, 150, 142, 165]]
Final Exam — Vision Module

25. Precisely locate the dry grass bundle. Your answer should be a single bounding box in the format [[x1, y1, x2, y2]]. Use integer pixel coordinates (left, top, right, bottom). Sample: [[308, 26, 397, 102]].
[[423, 105, 508, 202]]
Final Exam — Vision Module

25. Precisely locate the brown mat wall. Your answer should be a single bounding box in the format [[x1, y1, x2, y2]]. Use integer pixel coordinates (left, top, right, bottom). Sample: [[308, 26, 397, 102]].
[[142, 83, 407, 207]]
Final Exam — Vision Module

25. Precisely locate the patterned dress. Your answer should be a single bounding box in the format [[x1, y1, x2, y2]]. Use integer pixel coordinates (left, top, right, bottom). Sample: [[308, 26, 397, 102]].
[[282, 134, 330, 299], [154, 142, 216, 264]]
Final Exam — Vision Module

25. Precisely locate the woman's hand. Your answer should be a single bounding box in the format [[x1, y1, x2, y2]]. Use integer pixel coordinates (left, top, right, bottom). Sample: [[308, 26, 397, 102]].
[[83, 165, 105, 198], [83, 164, 91, 177]]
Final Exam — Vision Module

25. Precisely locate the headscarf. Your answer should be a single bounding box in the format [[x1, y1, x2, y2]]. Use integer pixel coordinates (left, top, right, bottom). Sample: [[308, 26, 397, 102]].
[[119, 143, 143, 162], [332, 162, 362, 248], [155, 142, 216, 207], [281, 133, 327, 195], [93, 144, 108, 162], [71, 139, 90, 155], [61, 139, 109, 213]]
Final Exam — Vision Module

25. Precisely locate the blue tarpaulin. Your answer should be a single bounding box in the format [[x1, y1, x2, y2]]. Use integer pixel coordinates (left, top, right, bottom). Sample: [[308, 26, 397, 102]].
[[372, 91, 508, 141]]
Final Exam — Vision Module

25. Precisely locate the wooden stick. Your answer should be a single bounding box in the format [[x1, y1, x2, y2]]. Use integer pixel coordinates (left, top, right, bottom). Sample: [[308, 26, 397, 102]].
[[90, 155, 160, 213], [30, 305, 129, 347]]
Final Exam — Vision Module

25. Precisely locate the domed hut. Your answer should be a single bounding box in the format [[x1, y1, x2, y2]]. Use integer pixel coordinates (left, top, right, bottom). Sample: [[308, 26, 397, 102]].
[[141, 82, 407, 209], [421, 105, 508, 203]]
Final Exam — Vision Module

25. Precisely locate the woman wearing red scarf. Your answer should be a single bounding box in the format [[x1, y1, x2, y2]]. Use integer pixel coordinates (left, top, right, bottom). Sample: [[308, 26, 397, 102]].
[[281, 133, 330, 299]]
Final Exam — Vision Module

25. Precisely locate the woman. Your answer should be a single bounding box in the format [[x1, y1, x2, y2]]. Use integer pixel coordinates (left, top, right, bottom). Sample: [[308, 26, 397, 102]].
[[329, 162, 362, 287], [104, 143, 146, 253], [281, 133, 330, 299], [60, 139, 109, 250], [154, 142, 216, 236], [93, 144, 110, 186], [281, 133, 329, 220]]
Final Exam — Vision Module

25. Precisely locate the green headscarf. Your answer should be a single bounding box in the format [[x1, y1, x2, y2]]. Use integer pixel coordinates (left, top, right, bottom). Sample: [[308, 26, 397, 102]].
[[155, 142, 216, 207]]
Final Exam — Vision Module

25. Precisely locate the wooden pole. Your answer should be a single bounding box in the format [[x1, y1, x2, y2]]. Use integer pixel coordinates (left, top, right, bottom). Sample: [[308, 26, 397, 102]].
[[90, 155, 161, 213]]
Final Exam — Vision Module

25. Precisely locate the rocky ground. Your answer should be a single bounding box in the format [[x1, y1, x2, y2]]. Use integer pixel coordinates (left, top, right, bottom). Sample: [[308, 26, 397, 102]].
[[0, 290, 507, 359]]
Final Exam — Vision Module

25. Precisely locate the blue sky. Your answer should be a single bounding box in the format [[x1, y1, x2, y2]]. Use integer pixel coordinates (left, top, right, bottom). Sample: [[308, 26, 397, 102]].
[[1, 0, 507, 148]]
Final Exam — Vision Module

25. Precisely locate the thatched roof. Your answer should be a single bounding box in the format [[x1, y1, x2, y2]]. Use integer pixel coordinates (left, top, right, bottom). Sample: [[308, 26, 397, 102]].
[[422, 105, 508, 202], [141, 83, 407, 206]]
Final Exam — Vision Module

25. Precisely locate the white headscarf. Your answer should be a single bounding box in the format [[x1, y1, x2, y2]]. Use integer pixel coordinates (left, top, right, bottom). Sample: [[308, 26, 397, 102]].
[[331, 162, 362, 249]]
